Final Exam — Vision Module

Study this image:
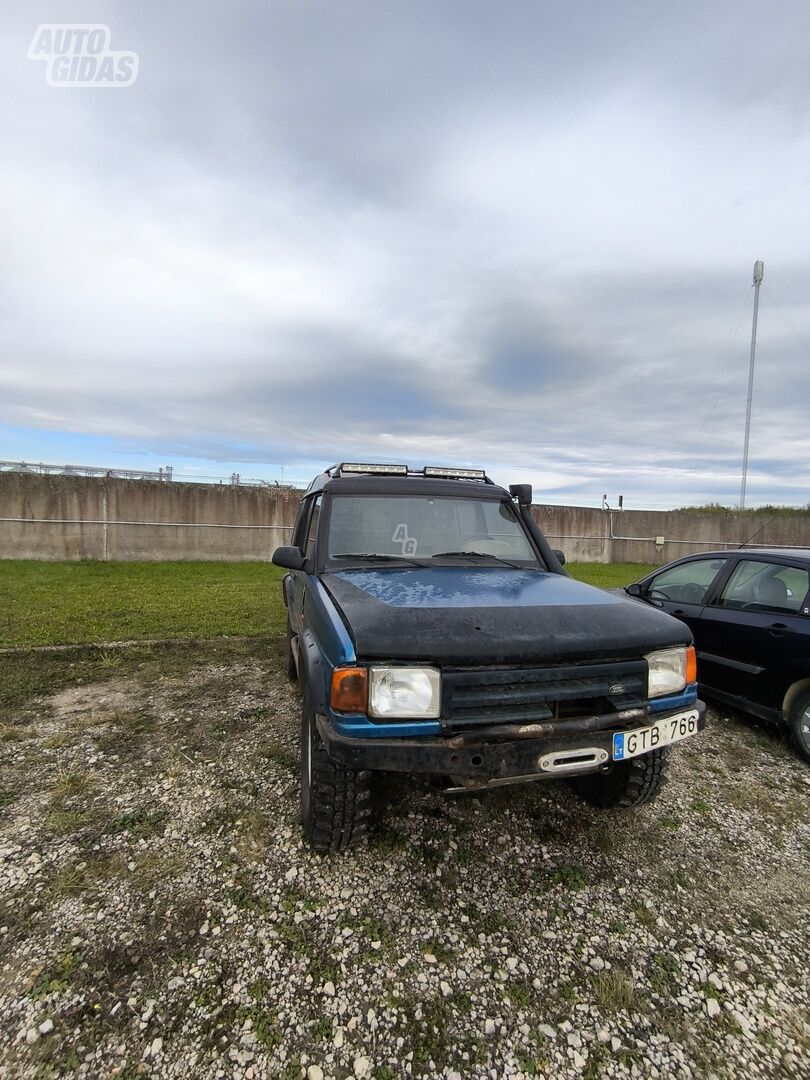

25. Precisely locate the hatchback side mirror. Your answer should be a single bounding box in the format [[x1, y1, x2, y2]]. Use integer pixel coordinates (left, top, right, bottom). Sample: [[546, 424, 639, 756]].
[[625, 582, 643, 597], [552, 549, 566, 566], [272, 545, 307, 571]]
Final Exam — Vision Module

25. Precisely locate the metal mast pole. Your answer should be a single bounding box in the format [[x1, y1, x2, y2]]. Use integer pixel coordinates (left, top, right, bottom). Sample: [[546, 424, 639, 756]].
[[740, 260, 764, 508]]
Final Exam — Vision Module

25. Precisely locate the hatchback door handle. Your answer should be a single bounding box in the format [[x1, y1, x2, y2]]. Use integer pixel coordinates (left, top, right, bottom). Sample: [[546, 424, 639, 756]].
[[769, 623, 797, 636]]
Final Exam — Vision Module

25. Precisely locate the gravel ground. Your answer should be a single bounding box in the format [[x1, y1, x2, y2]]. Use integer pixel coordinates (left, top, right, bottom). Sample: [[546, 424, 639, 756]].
[[1, 642, 809, 1080]]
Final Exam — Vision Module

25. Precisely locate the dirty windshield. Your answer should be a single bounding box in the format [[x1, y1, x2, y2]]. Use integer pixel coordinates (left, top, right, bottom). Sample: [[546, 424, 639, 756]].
[[327, 495, 537, 561]]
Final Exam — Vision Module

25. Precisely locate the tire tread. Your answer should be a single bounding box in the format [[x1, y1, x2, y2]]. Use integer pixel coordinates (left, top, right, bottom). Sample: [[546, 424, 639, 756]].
[[306, 737, 371, 852], [568, 748, 668, 809]]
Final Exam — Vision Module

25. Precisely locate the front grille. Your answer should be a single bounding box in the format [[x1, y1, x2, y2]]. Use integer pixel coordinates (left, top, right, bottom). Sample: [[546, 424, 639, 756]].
[[440, 661, 647, 731]]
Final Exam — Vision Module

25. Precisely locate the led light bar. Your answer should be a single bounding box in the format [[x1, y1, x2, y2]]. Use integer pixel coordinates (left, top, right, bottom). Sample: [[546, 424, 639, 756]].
[[424, 466, 486, 480], [339, 462, 408, 475]]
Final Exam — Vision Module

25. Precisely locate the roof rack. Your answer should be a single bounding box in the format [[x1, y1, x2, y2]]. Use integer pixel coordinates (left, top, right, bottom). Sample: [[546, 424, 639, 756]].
[[328, 463, 494, 483]]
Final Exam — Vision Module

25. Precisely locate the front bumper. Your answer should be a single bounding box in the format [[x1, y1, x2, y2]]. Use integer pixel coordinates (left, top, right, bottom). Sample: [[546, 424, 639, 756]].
[[317, 700, 706, 782]]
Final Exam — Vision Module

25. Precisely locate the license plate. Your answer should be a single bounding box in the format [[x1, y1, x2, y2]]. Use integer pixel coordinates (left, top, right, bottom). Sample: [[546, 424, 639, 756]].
[[612, 709, 699, 761]]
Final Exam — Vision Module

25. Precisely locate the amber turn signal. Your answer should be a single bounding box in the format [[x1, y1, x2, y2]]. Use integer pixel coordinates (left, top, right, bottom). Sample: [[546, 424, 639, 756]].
[[330, 667, 368, 713], [686, 645, 697, 686]]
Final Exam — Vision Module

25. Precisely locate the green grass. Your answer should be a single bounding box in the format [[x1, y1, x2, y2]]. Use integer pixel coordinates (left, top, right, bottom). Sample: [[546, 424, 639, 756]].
[[0, 559, 655, 648], [674, 503, 810, 515], [0, 560, 286, 647], [567, 562, 656, 589], [549, 863, 589, 891]]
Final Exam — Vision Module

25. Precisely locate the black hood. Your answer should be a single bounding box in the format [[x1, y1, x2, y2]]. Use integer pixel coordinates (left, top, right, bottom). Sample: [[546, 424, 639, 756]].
[[323, 567, 690, 665]]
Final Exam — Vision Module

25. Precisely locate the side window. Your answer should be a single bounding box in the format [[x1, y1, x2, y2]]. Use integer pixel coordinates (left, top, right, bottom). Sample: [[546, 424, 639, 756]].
[[647, 558, 727, 605], [305, 496, 322, 558], [292, 500, 309, 549], [778, 566, 810, 608], [717, 560, 809, 614]]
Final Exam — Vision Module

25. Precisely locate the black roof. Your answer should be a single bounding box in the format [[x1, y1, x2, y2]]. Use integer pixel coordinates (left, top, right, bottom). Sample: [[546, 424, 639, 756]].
[[305, 472, 510, 499], [678, 547, 810, 563], [304, 463, 508, 499]]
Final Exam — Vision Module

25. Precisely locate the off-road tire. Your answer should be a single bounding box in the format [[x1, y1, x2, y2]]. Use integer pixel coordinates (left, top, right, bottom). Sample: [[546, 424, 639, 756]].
[[300, 697, 371, 852], [285, 620, 297, 680], [788, 691, 810, 765], [568, 748, 668, 808]]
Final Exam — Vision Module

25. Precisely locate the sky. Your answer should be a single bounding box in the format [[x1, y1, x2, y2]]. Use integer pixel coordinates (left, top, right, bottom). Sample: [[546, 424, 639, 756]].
[[2, 1, 810, 507]]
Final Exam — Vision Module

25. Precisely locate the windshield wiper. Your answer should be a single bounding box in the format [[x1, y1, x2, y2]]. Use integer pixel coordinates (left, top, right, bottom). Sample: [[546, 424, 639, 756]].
[[431, 550, 532, 570], [330, 552, 427, 567]]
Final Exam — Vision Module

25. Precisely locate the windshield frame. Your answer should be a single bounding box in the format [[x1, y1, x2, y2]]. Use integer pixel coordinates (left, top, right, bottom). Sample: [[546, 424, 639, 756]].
[[315, 491, 545, 572]]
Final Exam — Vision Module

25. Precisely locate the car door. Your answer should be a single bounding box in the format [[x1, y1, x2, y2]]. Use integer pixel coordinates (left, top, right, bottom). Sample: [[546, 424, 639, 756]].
[[640, 556, 730, 644], [697, 557, 810, 712]]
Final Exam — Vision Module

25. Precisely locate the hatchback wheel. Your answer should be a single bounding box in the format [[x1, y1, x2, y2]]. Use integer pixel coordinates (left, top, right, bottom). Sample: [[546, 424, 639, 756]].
[[788, 692, 810, 765]]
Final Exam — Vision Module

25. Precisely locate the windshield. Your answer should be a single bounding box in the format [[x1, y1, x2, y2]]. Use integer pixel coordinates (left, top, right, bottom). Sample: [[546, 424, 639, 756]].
[[326, 495, 537, 561]]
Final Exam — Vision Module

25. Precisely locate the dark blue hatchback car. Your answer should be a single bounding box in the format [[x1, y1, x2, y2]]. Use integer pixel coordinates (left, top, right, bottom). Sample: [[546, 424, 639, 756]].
[[273, 464, 705, 851]]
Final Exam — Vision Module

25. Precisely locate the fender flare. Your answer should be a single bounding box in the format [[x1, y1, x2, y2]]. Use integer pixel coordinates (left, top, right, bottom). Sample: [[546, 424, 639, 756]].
[[298, 626, 330, 716]]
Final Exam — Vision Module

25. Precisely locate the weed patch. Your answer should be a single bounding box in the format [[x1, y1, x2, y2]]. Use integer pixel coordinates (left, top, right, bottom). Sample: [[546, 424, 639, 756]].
[[591, 968, 637, 1011], [550, 863, 589, 891]]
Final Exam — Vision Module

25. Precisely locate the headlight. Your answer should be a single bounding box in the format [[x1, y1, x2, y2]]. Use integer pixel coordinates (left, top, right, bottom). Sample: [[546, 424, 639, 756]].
[[645, 646, 696, 698], [369, 666, 441, 719]]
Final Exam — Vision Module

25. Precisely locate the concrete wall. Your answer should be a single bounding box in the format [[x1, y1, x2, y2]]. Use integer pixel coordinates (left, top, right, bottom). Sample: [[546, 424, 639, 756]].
[[2, 472, 809, 563], [533, 504, 810, 565], [0, 473, 300, 562], [532, 504, 608, 563]]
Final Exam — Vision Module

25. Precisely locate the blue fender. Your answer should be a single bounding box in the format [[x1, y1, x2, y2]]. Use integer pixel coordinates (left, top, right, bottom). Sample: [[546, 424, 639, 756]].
[[298, 579, 356, 715]]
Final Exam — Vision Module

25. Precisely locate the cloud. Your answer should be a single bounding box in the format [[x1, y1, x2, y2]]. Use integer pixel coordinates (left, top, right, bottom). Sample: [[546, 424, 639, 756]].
[[0, 1, 809, 507]]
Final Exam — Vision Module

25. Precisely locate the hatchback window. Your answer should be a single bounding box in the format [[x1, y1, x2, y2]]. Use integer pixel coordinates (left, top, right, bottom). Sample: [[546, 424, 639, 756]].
[[717, 560, 809, 614], [647, 558, 726, 605], [327, 495, 536, 560]]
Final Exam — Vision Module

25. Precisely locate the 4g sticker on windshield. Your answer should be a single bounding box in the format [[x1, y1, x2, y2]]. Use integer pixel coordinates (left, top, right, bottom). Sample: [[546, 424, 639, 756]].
[[392, 524, 418, 556]]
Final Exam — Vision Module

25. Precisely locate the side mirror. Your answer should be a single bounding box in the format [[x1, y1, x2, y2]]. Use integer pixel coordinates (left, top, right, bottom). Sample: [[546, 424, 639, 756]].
[[272, 545, 307, 571], [625, 582, 643, 598], [552, 548, 566, 566], [509, 483, 532, 506]]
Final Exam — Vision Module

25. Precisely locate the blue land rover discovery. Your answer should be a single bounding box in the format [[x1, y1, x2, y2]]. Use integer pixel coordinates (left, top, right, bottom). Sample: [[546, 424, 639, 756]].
[[273, 464, 705, 852]]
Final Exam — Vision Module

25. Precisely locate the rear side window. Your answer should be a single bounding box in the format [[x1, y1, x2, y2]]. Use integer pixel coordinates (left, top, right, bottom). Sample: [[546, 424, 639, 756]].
[[717, 560, 810, 614], [305, 497, 322, 558], [292, 500, 310, 548]]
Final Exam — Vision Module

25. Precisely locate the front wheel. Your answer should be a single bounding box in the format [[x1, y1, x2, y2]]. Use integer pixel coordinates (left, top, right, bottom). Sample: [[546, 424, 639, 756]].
[[788, 692, 810, 765], [300, 698, 372, 851], [568, 748, 668, 808]]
